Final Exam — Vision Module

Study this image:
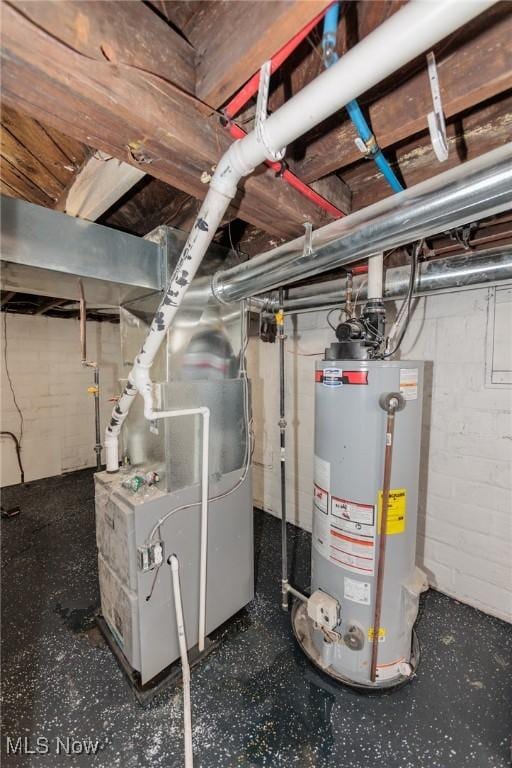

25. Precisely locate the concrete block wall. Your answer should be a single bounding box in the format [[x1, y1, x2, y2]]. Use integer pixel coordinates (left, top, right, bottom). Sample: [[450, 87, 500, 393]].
[[1, 313, 122, 486], [247, 286, 512, 622]]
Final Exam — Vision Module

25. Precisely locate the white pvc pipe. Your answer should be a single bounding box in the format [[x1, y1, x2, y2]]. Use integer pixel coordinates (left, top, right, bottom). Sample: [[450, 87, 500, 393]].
[[169, 555, 194, 768], [149, 407, 210, 653], [104, 0, 494, 472], [367, 253, 384, 300]]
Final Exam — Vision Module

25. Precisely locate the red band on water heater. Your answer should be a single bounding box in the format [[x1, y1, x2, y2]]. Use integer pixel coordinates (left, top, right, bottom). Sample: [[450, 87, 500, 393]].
[[315, 370, 369, 385]]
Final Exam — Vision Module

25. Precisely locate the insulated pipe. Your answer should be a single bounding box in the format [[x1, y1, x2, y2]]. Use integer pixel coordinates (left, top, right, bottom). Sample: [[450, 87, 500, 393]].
[[169, 555, 194, 768], [148, 407, 210, 653], [105, 0, 495, 471], [213, 144, 512, 304], [256, 246, 512, 314]]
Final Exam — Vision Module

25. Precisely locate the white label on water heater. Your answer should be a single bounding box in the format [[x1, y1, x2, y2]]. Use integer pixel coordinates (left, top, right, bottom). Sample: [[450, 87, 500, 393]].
[[344, 577, 371, 605], [313, 484, 328, 513], [314, 455, 331, 492], [400, 368, 418, 400]]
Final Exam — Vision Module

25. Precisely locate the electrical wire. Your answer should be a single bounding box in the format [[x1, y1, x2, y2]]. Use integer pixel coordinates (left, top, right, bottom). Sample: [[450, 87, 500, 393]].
[[352, 278, 368, 317], [0, 431, 24, 484], [3, 312, 24, 451], [327, 308, 341, 331], [382, 242, 422, 359]]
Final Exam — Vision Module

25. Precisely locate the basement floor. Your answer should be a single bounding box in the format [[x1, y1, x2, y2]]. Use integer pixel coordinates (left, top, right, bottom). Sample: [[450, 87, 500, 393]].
[[2, 469, 511, 768]]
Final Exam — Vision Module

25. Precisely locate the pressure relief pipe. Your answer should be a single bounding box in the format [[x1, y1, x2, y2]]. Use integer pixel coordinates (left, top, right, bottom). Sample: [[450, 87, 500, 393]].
[[104, 0, 495, 472]]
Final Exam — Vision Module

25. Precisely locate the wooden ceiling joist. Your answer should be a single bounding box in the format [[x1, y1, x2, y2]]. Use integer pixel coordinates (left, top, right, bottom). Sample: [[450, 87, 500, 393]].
[[295, 4, 512, 183], [0, 126, 63, 200], [344, 93, 512, 211], [1, 105, 86, 186], [185, 0, 331, 108], [12, 0, 196, 94], [1, 1, 332, 239], [0, 158, 55, 207]]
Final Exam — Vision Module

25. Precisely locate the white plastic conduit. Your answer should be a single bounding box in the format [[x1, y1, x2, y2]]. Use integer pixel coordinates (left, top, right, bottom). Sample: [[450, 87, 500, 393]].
[[147, 407, 210, 653], [169, 555, 194, 768], [104, 0, 495, 472]]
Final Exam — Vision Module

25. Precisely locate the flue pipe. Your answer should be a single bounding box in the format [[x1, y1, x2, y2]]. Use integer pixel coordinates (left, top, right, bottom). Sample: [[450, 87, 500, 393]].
[[255, 246, 512, 314], [213, 144, 512, 304], [104, 0, 495, 471]]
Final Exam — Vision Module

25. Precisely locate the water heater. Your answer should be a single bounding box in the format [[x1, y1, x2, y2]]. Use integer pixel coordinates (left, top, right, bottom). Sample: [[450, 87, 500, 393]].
[[292, 357, 426, 689]]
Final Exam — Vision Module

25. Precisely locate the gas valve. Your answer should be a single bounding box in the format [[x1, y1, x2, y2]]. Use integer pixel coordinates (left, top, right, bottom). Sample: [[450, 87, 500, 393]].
[[307, 590, 340, 631]]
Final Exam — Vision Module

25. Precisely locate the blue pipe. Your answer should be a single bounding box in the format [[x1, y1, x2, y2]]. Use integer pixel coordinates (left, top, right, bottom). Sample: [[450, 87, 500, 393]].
[[322, 2, 404, 193]]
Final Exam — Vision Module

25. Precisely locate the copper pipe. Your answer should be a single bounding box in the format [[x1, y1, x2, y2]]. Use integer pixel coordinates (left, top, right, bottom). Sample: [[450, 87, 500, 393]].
[[370, 394, 402, 683]]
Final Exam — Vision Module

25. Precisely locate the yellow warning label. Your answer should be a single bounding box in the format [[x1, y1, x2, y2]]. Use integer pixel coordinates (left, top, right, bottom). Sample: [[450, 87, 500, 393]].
[[368, 627, 386, 643], [378, 488, 406, 534]]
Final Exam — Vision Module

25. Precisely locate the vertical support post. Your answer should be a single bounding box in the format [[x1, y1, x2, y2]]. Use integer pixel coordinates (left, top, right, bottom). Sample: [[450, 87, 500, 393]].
[[277, 289, 288, 610], [370, 392, 404, 683], [79, 279, 102, 471], [94, 366, 102, 471]]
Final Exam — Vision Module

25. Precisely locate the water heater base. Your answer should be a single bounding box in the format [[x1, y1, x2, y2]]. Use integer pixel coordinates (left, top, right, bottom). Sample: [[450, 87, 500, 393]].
[[291, 599, 420, 692]]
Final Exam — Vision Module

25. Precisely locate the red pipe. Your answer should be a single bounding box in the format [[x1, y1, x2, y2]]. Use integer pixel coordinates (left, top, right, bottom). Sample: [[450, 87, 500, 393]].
[[223, 3, 344, 220], [224, 5, 332, 120], [228, 121, 343, 220]]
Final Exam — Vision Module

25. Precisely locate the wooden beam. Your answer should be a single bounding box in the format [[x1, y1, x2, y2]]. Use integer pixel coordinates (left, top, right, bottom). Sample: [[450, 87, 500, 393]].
[[0, 182, 17, 199], [34, 297, 70, 315], [1, 125, 63, 199], [1, 291, 16, 308], [310, 175, 352, 215], [1, 2, 331, 238], [342, 94, 512, 211], [12, 0, 195, 94], [147, 1, 196, 37], [187, 0, 331, 108], [296, 5, 512, 182], [1, 105, 85, 185], [0, 158, 55, 206], [102, 178, 202, 236]]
